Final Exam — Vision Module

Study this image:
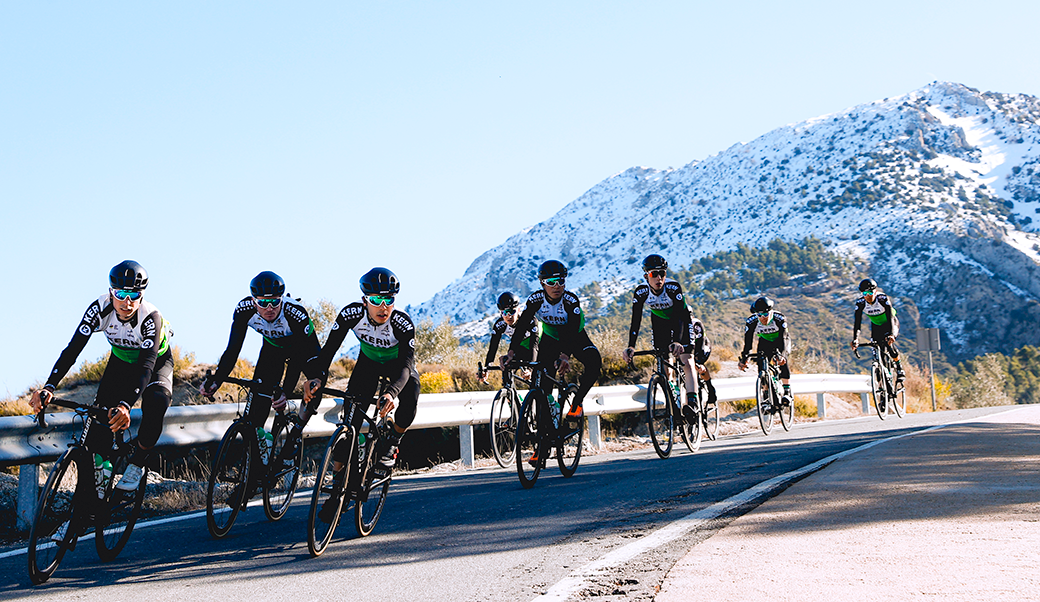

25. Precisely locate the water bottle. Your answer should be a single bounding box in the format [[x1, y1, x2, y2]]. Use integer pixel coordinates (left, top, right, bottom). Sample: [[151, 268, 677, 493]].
[[94, 453, 113, 499], [257, 427, 273, 465], [671, 382, 680, 400], [549, 394, 560, 428], [358, 433, 367, 464]]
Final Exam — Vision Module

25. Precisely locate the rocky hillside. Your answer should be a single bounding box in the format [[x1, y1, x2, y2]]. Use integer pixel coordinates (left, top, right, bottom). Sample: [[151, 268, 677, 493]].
[[410, 82, 1040, 363]]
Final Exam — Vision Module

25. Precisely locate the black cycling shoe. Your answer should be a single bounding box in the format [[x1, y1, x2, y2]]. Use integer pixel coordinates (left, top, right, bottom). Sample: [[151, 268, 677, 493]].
[[681, 404, 698, 425]]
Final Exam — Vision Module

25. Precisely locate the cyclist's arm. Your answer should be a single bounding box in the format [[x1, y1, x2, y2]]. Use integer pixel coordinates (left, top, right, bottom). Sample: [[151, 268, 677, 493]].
[[312, 304, 362, 382], [508, 298, 539, 356], [45, 299, 103, 389], [127, 309, 165, 402], [627, 291, 646, 349], [738, 317, 755, 364], [778, 315, 791, 360], [281, 303, 323, 391], [851, 300, 864, 342], [881, 295, 899, 338], [558, 292, 583, 341], [484, 321, 504, 368], [212, 311, 251, 384], [383, 314, 417, 399]]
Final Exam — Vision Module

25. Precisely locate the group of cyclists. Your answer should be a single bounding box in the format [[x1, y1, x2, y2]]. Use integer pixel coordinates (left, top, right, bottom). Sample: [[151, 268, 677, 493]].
[[29, 254, 906, 528]]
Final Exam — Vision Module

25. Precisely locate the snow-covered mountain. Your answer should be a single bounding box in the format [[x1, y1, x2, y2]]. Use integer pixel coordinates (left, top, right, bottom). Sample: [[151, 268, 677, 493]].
[[410, 82, 1040, 358]]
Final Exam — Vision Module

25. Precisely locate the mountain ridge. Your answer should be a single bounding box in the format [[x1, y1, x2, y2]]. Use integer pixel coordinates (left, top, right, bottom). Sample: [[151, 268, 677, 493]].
[[409, 82, 1040, 362]]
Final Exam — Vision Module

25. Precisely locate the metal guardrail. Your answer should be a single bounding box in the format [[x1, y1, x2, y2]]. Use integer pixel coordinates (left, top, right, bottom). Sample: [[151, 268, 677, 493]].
[[3, 373, 871, 529]]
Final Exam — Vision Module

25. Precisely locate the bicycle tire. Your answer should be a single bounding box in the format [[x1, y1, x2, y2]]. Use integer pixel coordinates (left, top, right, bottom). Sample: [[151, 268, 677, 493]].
[[646, 374, 674, 458], [516, 391, 543, 488], [490, 387, 518, 468], [263, 415, 303, 521], [892, 385, 907, 417], [703, 381, 719, 441], [681, 390, 702, 453], [870, 362, 888, 420], [308, 426, 350, 557], [756, 369, 775, 436], [28, 450, 80, 584], [95, 459, 147, 562], [557, 385, 584, 477], [206, 421, 252, 538], [354, 454, 390, 537], [779, 386, 795, 432]]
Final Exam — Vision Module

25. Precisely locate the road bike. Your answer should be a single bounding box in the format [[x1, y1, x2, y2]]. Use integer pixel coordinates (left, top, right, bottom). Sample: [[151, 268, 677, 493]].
[[510, 359, 585, 489], [746, 353, 794, 435], [28, 398, 149, 584], [855, 340, 906, 419], [307, 382, 393, 557], [478, 362, 532, 468], [204, 374, 305, 538], [633, 349, 704, 457]]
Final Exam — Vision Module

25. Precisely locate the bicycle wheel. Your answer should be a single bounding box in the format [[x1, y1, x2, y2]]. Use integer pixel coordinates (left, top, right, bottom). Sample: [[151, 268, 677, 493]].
[[490, 387, 518, 468], [28, 450, 80, 584], [680, 391, 702, 453], [557, 385, 584, 477], [263, 415, 303, 521], [870, 362, 888, 420], [516, 391, 543, 489], [354, 457, 390, 537], [892, 385, 907, 417], [308, 426, 350, 557], [206, 421, 252, 538], [95, 459, 146, 562], [779, 385, 795, 432], [702, 381, 719, 441], [756, 370, 775, 435], [646, 374, 674, 458]]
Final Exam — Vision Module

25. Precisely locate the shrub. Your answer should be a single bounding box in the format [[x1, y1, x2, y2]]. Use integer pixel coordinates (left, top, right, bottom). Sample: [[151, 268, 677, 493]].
[[171, 345, 196, 381], [421, 371, 454, 394]]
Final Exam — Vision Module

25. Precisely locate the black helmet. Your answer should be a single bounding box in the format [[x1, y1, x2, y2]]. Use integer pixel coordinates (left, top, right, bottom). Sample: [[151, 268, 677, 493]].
[[538, 260, 568, 280], [250, 271, 285, 297], [497, 292, 520, 311], [360, 267, 400, 296], [642, 254, 668, 272], [859, 278, 878, 293], [109, 260, 148, 291], [750, 296, 774, 313]]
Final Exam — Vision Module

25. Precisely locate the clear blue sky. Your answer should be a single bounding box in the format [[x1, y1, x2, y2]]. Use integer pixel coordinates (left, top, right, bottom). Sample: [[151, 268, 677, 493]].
[[3, 1, 1039, 397]]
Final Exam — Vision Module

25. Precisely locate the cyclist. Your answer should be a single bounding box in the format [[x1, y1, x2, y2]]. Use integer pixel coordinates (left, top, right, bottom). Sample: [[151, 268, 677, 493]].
[[306, 267, 419, 478], [478, 292, 539, 382], [506, 260, 601, 463], [621, 254, 717, 424], [737, 296, 793, 406], [29, 260, 172, 496], [851, 278, 905, 382], [199, 271, 323, 470]]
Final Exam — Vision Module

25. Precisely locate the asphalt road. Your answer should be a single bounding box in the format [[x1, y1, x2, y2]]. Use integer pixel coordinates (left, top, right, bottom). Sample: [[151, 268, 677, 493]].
[[0, 406, 1018, 601]]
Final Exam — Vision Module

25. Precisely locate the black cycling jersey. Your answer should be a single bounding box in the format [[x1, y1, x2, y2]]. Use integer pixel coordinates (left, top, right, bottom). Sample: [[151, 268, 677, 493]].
[[319, 302, 417, 401], [853, 294, 900, 340], [627, 279, 691, 349], [47, 293, 171, 397], [739, 312, 791, 363], [46, 292, 173, 457], [212, 295, 322, 393], [484, 316, 538, 367]]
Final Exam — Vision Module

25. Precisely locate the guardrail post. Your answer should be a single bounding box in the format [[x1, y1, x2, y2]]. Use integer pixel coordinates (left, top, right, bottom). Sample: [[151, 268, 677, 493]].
[[587, 415, 603, 450], [816, 393, 826, 420], [861, 393, 870, 414], [17, 463, 38, 531], [458, 424, 474, 468]]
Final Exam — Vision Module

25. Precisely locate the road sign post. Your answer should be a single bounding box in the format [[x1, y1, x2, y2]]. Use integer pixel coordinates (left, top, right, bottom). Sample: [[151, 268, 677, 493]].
[[916, 328, 941, 411]]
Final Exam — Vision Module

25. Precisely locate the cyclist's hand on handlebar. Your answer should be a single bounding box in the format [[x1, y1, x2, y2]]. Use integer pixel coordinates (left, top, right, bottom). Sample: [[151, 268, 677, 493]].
[[556, 354, 571, 376], [668, 342, 685, 358], [738, 361, 748, 372], [886, 335, 896, 346], [303, 378, 323, 403], [622, 347, 635, 364], [30, 388, 53, 414], [272, 391, 289, 411], [777, 356, 787, 366], [377, 393, 396, 418], [199, 378, 219, 398], [108, 405, 131, 432], [850, 340, 858, 349]]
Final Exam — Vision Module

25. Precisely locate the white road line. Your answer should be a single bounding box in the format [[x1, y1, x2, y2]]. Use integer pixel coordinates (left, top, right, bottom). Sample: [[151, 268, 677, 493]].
[[533, 408, 1029, 601]]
